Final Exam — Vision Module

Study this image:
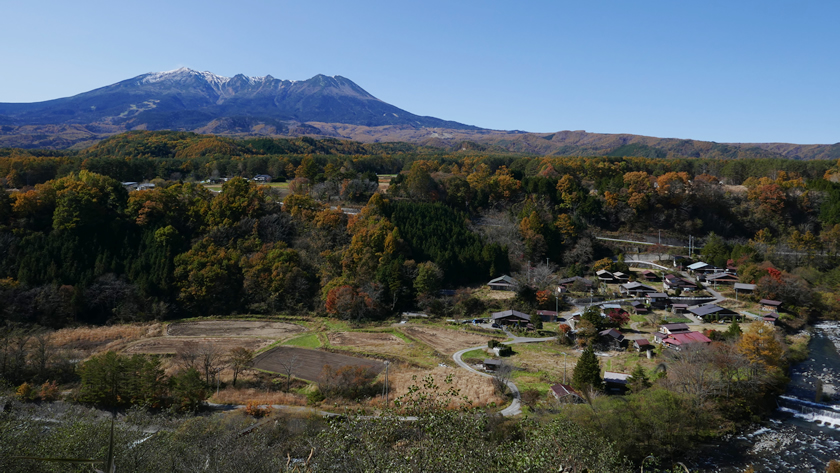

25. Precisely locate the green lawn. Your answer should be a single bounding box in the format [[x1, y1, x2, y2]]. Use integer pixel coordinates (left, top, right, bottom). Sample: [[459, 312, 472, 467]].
[[283, 333, 321, 348]]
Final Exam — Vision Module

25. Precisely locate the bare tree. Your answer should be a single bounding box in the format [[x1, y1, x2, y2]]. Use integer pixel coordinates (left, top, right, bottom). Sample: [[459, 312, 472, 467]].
[[175, 341, 200, 371], [277, 353, 300, 392], [197, 342, 224, 386], [228, 347, 254, 387], [492, 361, 514, 395], [30, 330, 54, 382]]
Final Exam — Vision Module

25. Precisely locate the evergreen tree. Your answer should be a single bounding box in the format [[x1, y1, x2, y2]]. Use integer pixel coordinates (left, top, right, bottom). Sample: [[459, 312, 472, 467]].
[[726, 318, 742, 338], [572, 346, 602, 392], [627, 364, 651, 393]]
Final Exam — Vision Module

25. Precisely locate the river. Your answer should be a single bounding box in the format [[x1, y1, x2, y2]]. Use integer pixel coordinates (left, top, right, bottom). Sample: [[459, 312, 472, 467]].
[[690, 322, 840, 472]]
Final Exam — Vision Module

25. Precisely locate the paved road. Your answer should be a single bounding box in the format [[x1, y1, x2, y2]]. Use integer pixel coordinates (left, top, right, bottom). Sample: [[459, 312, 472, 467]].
[[452, 330, 557, 417]]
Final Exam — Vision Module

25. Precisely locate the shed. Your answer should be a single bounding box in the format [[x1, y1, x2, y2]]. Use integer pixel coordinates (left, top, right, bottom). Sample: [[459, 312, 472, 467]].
[[550, 384, 584, 404], [671, 303, 688, 314], [760, 299, 782, 312], [536, 310, 558, 322], [641, 270, 659, 282], [734, 283, 756, 293], [633, 338, 652, 352], [487, 275, 516, 291], [483, 359, 502, 371], [558, 276, 594, 290], [604, 371, 631, 393]]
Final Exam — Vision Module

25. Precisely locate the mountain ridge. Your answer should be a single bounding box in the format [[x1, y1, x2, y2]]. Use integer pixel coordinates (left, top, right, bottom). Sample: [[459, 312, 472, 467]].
[[0, 69, 838, 160]]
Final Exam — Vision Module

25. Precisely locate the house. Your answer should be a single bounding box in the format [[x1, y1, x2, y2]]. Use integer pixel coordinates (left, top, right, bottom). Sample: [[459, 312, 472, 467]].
[[762, 312, 780, 325], [536, 310, 557, 322], [252, 174, 272, 183], [687, 261, 709, 273], [760, 299, 782, 312], [550, 384, 585, 404], [661, 331, 712, 350], [136, 183, 156, 191], [689, 304, 740, 322], [652, 331, 670, 344], [633, 338, 652, 352], [641, 270, 659, 282], [630, 300, 649, 314], [663, 274, 696, 292], [604, 371, 631, 393], [659, 323, 690, 335], [619, 282, 657, 296], [598, 329, 625, 350], [705, 272, 739, 285], [596, 270, 615, 283], [671, 303, 688, 314], [491, 310, 531, 326], [612, 272, 630, 283], [558, 276, 594, 291], [121, 181, 139, 190], [487, 275, 516, 291], [483, 359, 502, 371], [646, 292, 670, 308]]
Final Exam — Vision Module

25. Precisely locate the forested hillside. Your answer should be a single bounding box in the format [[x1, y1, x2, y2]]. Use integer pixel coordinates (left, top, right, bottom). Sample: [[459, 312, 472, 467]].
[[2, 131, 840, 328]]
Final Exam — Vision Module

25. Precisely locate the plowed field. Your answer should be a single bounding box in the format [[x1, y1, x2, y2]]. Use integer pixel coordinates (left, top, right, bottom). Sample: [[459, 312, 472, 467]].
[[252, 346, 384, 382], [166, 320, 305, 338], [124, 337, 273, 355]]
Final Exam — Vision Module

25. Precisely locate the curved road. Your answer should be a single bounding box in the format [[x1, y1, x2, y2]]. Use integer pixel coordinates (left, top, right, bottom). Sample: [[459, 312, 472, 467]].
[[452, 330, 557, 416]]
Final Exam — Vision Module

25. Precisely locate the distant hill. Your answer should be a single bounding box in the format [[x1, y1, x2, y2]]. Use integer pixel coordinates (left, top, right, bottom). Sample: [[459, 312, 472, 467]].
[[0, 68, 838, 160]]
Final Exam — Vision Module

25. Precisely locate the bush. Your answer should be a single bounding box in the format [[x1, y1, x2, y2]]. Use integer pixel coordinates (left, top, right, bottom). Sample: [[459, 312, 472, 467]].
[[319, 365, 379, 400], [245, 400, 273, 417], [39, 381, 59, 401], [497, 346, 514, 357], [16, 382, 35, 401]]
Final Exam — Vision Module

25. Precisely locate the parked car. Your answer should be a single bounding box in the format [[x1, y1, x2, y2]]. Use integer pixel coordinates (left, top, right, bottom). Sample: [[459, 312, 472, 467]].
[[491, 323, 501, 328]]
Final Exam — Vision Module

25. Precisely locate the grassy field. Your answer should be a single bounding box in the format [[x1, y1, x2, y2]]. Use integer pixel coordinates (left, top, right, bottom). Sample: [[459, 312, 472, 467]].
[[283, 333, 322, 348]]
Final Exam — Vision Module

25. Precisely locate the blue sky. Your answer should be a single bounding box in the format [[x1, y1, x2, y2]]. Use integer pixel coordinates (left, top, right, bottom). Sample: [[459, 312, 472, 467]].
[[2, 0, 838, 144]]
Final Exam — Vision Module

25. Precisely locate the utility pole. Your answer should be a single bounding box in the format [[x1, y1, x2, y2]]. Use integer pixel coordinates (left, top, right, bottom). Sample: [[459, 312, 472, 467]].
[[562, 352, 568, 384], [384, 361, 390, 406]]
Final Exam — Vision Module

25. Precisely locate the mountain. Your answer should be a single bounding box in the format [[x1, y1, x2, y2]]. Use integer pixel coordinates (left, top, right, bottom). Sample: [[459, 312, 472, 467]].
[[0, 68, 479, 137], [1, 68, 839, 160]]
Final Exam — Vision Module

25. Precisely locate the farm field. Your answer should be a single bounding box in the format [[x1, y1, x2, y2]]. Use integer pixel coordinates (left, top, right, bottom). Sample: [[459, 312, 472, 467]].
[[124, 337, 273, 355], [328, 331, 406, 354], [252, 346, 385, 382], [167, 320, 306, 338], [401, 325, 499, 355]]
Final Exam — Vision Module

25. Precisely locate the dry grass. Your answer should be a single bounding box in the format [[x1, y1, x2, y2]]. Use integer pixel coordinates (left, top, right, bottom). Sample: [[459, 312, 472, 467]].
[[209, 387, 307, 406], [328, 332, 406, 353], [385, 366, 505, 408], [49, 324, 162, 356], [125, 337, 273, 355], [400, 325, 495, 355], [473, 286, 516, 301]]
